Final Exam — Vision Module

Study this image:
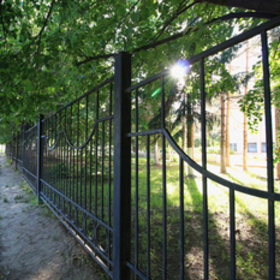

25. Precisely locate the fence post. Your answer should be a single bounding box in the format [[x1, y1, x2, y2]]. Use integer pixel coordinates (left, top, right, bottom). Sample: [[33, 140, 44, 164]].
[[23, 124, 28, 177], [12, 133, 14, 162], [37, 115, 44, 204], [113, 52, 132, 280], [16, 132, 19, 169]]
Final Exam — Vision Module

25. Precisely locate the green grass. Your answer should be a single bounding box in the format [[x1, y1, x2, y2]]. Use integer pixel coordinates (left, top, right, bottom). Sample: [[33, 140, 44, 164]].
[[5, 158, 12, 166], [36, 156, 279, 279]]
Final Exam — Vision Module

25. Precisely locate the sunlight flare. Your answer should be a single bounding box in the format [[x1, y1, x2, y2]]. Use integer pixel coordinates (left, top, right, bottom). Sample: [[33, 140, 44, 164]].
[[170, 59, 190, 79]]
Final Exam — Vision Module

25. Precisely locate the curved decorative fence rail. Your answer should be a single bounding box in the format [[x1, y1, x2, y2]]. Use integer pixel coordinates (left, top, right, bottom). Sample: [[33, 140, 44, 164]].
[[6, 16, 280, 280]]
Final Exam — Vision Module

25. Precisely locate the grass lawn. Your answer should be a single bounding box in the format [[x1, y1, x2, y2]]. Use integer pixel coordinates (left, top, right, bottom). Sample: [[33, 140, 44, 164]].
[[130, 156, 280, 280], [39, 152, 280, 279]]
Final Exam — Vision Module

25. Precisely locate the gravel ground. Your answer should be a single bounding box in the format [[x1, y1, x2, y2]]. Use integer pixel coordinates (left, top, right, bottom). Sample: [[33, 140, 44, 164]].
[[0, 154, 109, 280]]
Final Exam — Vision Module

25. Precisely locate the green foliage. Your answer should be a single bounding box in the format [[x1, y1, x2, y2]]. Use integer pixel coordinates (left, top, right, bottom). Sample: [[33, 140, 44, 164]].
[[0, 0, 276, 142], [207, 147, 221, 154], [238, 27, 280, 161]]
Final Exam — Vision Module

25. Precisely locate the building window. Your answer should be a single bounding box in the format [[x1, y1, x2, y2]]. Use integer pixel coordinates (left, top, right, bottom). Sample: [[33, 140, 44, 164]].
[[230, 143, 237, 152], [248, 143, 257, 153], [262, 142, 266, 153], [261, 142, 275, 153]]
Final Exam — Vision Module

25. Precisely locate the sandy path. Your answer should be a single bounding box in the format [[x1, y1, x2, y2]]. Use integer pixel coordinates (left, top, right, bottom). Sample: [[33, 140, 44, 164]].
[[0, 154, 108, 280]]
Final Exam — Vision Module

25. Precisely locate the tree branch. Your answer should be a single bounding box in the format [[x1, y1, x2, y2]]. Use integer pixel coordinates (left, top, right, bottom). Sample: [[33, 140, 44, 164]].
[[103, 0, 141, 51], [76, 53, 117, 66], [153, 0, 197, 42], [34, 0, 56, 62], [133, 12, 277, 53], [77, 12, 276, 66], [77, 1, 141, 66], [197, 0, 280, 15], [37, 0, 56, 42], [15, 0, 56, 57]]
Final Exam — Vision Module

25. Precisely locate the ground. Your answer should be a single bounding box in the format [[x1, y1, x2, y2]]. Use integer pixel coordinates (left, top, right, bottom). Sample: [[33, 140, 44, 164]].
[[0, 154, 109, 280]]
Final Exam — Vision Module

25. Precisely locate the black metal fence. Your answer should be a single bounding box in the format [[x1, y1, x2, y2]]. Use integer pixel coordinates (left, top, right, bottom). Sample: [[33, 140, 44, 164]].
[[6, 16, 280, 279]]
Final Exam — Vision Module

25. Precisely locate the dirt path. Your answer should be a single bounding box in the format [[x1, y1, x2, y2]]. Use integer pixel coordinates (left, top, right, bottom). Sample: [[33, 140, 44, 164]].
[[0, 154, 108, 280]]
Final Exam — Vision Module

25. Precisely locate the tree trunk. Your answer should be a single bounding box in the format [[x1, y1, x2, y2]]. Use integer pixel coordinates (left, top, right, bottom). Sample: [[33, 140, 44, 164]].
[[187, 94, 194, 176], [243, 41, 249, 172], [243, 114, 248, 171], [226, 64, 231, 167], [187, 120, 194, 176], [275, 107, 280, 179], [192, 120, 195, 158], [154, 139, 160, 166], [221, 94, 227, 173]]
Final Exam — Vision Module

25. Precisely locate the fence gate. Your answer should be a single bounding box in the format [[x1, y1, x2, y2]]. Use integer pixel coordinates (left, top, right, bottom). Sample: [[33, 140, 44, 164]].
[[6, 16, 280, 280]]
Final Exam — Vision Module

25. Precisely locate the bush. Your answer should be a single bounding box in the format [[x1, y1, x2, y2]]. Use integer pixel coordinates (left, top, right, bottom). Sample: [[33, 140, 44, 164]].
[[172, 154, 178, 162], [207, 147, 220, 154]]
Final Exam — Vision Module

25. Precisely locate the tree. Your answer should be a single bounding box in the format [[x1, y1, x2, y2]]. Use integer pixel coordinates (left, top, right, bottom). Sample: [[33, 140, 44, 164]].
[[226, 64, 231, 167], [0, 0, 279, 141], [239, 27, 280, 178], [243, 41, 249, 172], [220, 93, 227, 173]]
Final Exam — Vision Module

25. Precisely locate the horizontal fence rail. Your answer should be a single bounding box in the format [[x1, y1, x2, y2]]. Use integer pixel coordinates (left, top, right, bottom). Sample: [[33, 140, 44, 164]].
[[6, 16, 280, 280]]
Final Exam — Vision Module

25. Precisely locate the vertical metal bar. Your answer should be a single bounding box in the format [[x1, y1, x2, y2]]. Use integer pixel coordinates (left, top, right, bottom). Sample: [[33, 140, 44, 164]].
[[113, 52, 131, 280], [63, 109, 66, 214], [230, 189, 236, 279], [51, 117, 54, 189], [261, 30, 275, 279], [101, 121, 105, 220], [146, 135, 151, 278], [80, 144, 83, 207], [95, 91, 99, 217], [80, 105, 83, 207], [11, 133, 13, 162], [16, 132, 19, 169], [54, 115, 57, 203], [37, 115, 44, 204], [14, 133, 16, 163], [108, 81, 113, 226], [200, 58, 209, 280], [108, 82, 113, 266], [23, 124, 28, 179], [49, 119, 51, 197], [46, 120, 49, 195], [161, 77, 167, 279], [64, 109, 67, 198], [89, 135, 93, 213], [77, 101, 80, 204], [41, 123, 44, 193], [59, 112, 62, 206], [70, 105, 73, 201], [70, 107, 74, 217], [162, 134, 167, 279], [161, 77, 165, 129], [85, 95, 89, 210], [179, 158, 184, 280], [135, 88, 139, 279]]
